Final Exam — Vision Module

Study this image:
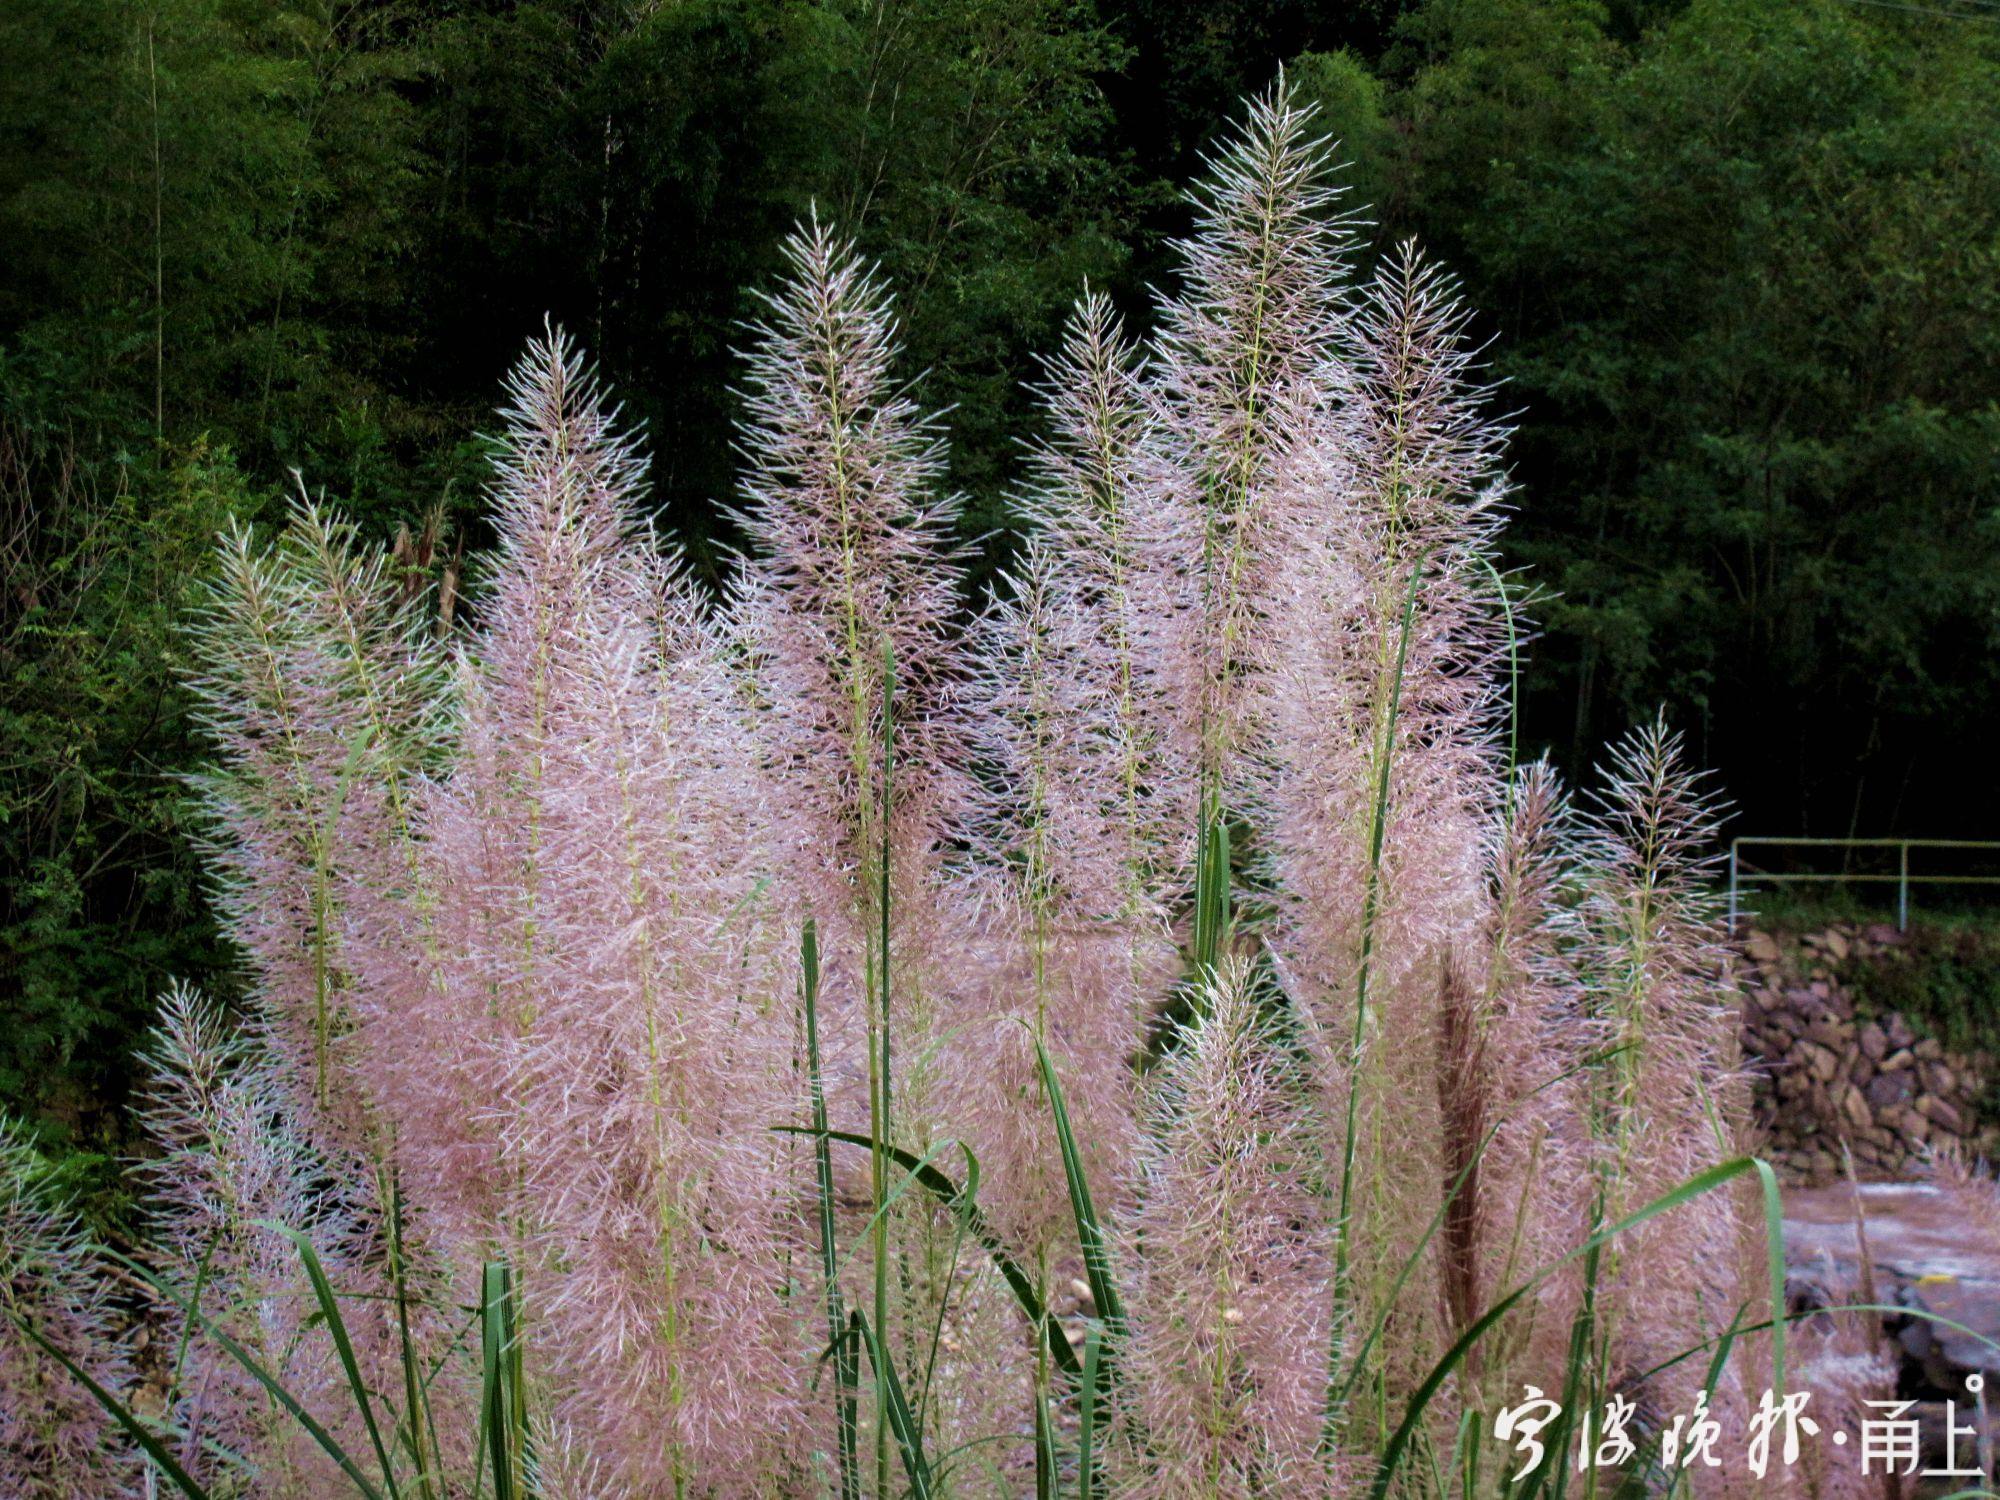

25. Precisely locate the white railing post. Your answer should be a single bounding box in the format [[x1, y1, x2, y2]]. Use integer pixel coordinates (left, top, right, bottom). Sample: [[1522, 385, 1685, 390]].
[[1727, 841, 1740, 935]]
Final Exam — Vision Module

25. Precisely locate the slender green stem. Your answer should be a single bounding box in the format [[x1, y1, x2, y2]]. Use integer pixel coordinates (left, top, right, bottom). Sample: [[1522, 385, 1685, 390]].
[[1325, 556, 1426, 1457], [872, 641, 896, 1496], [804, 920, 860, 1500]]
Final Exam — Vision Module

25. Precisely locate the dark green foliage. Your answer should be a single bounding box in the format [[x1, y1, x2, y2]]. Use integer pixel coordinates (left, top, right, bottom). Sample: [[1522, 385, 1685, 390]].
[[1386, 0, 2000, 835], [0, 418, 256, 1142], [1840, 924, 2000, 1095], [1, 0, 1995, 1138]]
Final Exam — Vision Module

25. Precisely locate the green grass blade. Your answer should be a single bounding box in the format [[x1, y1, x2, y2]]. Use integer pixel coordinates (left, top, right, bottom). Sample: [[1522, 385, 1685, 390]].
[[1190, 793, 1230, 980], [855, 1309, 934, 1500], [1700, 1303, 1747, 1405], [835, 1311, 861, 1500], [1034, 1383, 1056, 1500], [169, 1231, 220, 1390], [776, 1125, 1080, 1378], [478, 1261, 518, 1500], [270, 1220, 400, 1498], [1032, 1033, 1124, 1340], [831, 1136, 969, 1286], [1368, 1156, 1780, 1499], [800, 919, 859, 1500], [1077, 1322, 1103, 1500], [1537, 1211, 1601, 1500], [1749, 1156, 1787, 1394], [382, 1171, 442, 1500], [915, 1208, 970, 1438], [13, 1314, 212, 1499], [874, 637, 897, 1500]]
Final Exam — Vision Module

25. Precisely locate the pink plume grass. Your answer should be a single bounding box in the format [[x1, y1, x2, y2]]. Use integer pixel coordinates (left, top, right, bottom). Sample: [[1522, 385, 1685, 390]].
[[1264, 241, 1512, 1407], [1112, 959, 1345, 1498], [1025, 291, 1189, 887], [187, 500, 451, 1155], [1139, 78, 1357, 811], [369, 331, 813, 1492], [728, 219, 1035, 1474], [957, 544, 1174, 1256], [730, 215, 977, 928], [0, 1118, 133, 1498], [1451, 763, 1602, 1399], [139, 983, 372, 1495], [191, 330, 819, 1492], [1266, 243, 1509, 1022], [144, 83, 1818, 1491], [1580, 719, 1764, 1413], [727, 216, 982, 1153]]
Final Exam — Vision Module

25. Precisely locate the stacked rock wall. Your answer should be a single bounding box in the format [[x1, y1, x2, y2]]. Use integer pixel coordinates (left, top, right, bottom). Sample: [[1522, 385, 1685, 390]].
[[1736, 923, 1994, 1181]]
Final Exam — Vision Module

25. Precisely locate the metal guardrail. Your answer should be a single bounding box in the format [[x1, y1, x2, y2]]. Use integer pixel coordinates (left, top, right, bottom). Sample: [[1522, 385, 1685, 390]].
[[1726, 837, 2000, 933]]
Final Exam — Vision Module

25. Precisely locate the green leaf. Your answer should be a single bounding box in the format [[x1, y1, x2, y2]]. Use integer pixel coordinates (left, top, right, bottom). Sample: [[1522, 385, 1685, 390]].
[[269, 1220, 401, 1498], [1032, 1032, 1123, 1340], [854, 1310, 933, 1499], [774, 1125, 1080, 1378]]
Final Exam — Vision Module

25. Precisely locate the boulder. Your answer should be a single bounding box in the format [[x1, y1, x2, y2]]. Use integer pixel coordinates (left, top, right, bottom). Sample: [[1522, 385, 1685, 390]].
[[1867, 1072, 1913, 1112], [1841, 1085, 1873, 1130], [1920, 1096, 1966, 1135], [1861, 1021, 1889, 1062]]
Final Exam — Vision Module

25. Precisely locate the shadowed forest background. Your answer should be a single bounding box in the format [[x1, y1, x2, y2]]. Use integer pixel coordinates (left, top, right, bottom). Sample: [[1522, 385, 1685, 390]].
[[3, 0, 1997, 1154]]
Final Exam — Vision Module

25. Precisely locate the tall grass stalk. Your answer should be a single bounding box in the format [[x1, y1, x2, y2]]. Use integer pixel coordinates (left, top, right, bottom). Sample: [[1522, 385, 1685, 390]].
[[1326, 553, 1426, 1454], [869, 641, 895, 1498], [803, 920, 860, 1499]]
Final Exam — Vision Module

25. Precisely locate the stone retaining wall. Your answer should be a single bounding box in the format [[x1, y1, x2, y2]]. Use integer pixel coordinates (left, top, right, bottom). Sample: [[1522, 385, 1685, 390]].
[[1736, 923, 1994, 1181]]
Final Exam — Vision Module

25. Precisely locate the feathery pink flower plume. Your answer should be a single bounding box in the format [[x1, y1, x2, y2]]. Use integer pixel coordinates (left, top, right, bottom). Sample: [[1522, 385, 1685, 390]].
[[0, 1117, 133, 1498], [1453, 764, 1602, 1390], [728, 213, 984, 1134], [1266, 242, 1510, 1015], [729, 219, 1030, 1472], [933, 294, 1184, 1269], [1263, 240, 1512, 1408], [361, 330, 814, 1492], [731, 214, 976, 920], [1113, 958, 1344, 1498], [186, 501, 451, 1155], [1140, 78, 1356, 809], [957, 543, 1174, 1255], [1579, 718, 1763, 1422], [340, 329, 698, 1255], [1025, 291, 1187, 886], [140, 983, 371, 1495]]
